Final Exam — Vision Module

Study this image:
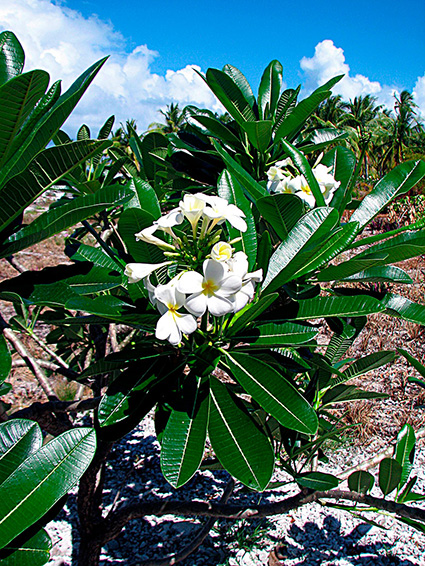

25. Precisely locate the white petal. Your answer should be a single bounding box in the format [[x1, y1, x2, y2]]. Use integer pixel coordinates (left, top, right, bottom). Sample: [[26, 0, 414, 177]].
[[245, 268, 263, 283], [218, 274, 243, 296], [155, 311, 176, 341], [177, 271, 204, 294], [156, 208, 184, 228], [203, 259, 225, 284], [231, 290, 250, 313], [207, 294, 234, 316], [176, 312, 197, 335], [227, 214, 247, 232], [124, 261, 171, 283], [185, 292, 208, 316]]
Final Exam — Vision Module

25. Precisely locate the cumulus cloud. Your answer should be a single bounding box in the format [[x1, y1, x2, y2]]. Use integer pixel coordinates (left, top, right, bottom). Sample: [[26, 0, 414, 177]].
[[0, 0, 222, 135], [300, 39, 425, 120]]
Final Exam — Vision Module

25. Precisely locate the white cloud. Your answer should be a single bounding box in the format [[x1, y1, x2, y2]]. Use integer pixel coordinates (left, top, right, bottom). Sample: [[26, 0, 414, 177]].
[[413, 75, 425, 121], [300, 39, 423, 119], [0, 0, 222, 135]]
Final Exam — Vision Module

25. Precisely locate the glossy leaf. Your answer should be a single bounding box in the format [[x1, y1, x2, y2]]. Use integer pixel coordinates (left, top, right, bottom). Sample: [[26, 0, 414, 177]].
[[316, 256, 388, 282], [70, 243, 122, 271], [348, 470, 374, 494], [223, 64, 256, 108], [118, 207, 165, 264], [379, 457, 402, 496], [296, 472, 339, 491], [0, 57, 108, 189], [342, 266, 413, 284], [161, 385, 210, 488], [350, 160, 425, 230], [227, 293, 279, 336], [0, 139, 113, 236], [124, 177, 161, 218], [223, 352, 318, 434], [0, 427, 96, 549], [262, 208, 338, 292], [241, 120, 273, 152], [0, 528, 51, 566], [258, 60, 283, 120], [290, 295, 384, 320], [0, 181, 130, 257], [332, 351, 396, 386], [398, 348, 425, 380], [382, 294, 425, 325], [0, 335, 11, 383], [208, 378, 274, 491], [322, 146, 357, 211], [0, 71, 49, 169], [321, 384, 388, 406], [218, 170, 257, 269], [0, 420, 42, 484], [274, 87, 300, 131], [395, 424, 415, 489], [233, 322, 317, 348], [298, 128, 347, 155], [212, 141, 267, 204], [257, 193, 304, 239], [0, 31, 24, 86], [205, 68, 256, 125], [354, 230, 425, 264]]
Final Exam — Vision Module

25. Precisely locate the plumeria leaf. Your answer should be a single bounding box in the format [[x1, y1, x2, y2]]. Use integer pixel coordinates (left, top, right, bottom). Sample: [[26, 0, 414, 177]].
[[394, 424, 415, 490], [381, 294, 425, 325], [208, 377, 274, 491], [0, 528, 51, 566], [257, 193, 304, 240], [0, 335, 11, 383], [223, 351, 318, 434], [0, 420, 42, 485], [379, 458, 402, 496], [233, 322, 317, 348], [296, 472, 339, 491], [227, 293, 279, 336], [348, 471, 374, 494]]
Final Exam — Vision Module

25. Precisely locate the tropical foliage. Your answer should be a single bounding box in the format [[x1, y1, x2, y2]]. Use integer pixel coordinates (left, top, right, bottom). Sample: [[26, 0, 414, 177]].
[[0, 30, 424, 566]]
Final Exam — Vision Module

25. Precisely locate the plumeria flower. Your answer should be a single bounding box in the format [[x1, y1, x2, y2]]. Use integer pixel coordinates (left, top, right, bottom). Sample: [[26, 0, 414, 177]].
[[227, 251, 263, 312], [312, 164, 340, 204], [196, 193, 247, 232], [179, 194, 205, 229], [135, 225, 175, 250], [210, 241, 233, 262], [124, 261, 172, 284], [177, 259, 242, 317], [143, 276, 157, 306], [154, 283, 197, 345], [155, 208, 184, 234], [288, 175, 316, 208]]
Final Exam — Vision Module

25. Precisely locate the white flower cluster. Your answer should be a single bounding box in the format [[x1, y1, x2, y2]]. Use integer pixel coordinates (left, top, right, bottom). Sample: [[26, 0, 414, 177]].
[[124, 193, 262, 345], [267, 160, 340, 207]]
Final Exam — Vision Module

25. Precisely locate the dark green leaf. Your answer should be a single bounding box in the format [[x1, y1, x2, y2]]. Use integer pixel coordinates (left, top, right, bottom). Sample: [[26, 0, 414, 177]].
[[205, 68, 256, 124], [208, 377, 274, 491], [223, 64, 256, 108], [257, 193, 304, 239], [290, 295, 384, 320], [379, 458, 402, 496], [233, 322, 317, 348], [0, 420, 42, 485], [223, 351, 318, 434], [227, 293, 279, 336], [348, 470, 374, 494], [382, 294, 425, 325], [124, 178, 161, 218], [258, 60, 283, 120], [241, 120, 273, 152], [0, 335, 11, 383], [395, 424, 415, 489], [0, 31, 25, 86], [0, 528, 51, 566], [296, 472, 339, 490]]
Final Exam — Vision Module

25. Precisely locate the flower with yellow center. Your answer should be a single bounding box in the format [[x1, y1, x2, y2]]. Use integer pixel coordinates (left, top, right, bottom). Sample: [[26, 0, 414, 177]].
[[177, 259, 242, 317], [210, 241, 233, 262], [154, 283, 197, 345]]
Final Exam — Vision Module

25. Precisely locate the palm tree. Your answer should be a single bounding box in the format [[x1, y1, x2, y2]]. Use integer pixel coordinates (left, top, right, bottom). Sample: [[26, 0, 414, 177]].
[[310, 95, 345, 128], [148, 103, 186, 133]]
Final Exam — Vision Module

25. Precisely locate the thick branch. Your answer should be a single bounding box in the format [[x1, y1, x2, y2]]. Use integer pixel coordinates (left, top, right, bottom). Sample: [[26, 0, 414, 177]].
[[105, 488, 425, 539], [11, 359, 79, 380]]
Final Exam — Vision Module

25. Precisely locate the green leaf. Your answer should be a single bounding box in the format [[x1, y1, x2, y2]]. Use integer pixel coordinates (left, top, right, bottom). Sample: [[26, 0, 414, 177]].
[[350, 160, 425, 230], [354, 230, 425, 265], [98, 115, 115, 140], [296, 472, 339, 491], [124, 178, 161, 218], [227, 293, 279, 336], [0, 420, 42, 485], [184, 107, 243, 148], [341, 266, 413, 284], [65, 295, 131, 318], [262, 208, 338, 292], [322, 146, 357, 211], [0, 31, 25, 86], [298, 128, 347, 155], [0, 528, 51, 566], [0, 427, 96, 549], [211, 140, 267, 204], [0, 57, 108, 189], [233, 322, 317, 348], [208, 377, 274, 491], [258, 60, 283, 120], [394, 516, 425, 534], [398, 348, 425, 380], [0, 335, 11, 383], [321, 384, 388, 406], [118, 207, 165, 264], [205, 68, 256, 125], [274, 87, 300, 131], [70, 243, 122, 271], [316, 256, 388, 282], [241, 120, 273, 152], [394, 424, 415, 489], [274, 90, 330, 143], [381, 294, 425, 325], [290, 295, 384, 320], [0, 71, 49, 169], [332, 351, 396, 386], [161, 385, 209, 488], [223, 64, 256, 109], [379, 457, 402, 496], [218, 170, 257, 269], [257, 193, 304, 240], [348, 470, 374, 494], [223, 351, 318, 434], [0, 181, 130, 257], [0, 139, 113, 236]]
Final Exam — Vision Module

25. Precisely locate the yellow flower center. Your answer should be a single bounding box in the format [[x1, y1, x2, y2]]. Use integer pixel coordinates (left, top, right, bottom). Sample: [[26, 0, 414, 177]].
[[202, 279, 219, 295]]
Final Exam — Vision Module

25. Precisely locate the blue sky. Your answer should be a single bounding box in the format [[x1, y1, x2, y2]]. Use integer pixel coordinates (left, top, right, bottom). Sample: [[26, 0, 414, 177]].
[[1, 0, 424, 134]]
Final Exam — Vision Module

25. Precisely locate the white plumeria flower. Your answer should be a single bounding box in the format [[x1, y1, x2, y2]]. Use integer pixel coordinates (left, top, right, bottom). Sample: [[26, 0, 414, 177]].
[[268, 175, 295, 195], [177, 259, 242, 317], [287, 175, 316, 208], [179, 194, 205, 229], [143, 276, 157, 306], [124, 261, 172, 284], [195, 193, 247, 232], [226, 251, 263, 312], [155, 207, 184, 233], [154, 283, 197, 345], [135, 225, 175, 250], [210, 241, 233, 262], [312, 164, 340, 204]]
